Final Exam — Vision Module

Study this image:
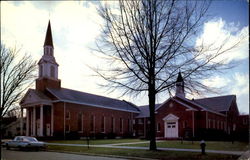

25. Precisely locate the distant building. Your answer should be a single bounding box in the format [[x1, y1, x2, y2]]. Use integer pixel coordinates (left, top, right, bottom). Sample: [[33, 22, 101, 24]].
[[20, 21, 248, 140], [3, 118, 26, 138]]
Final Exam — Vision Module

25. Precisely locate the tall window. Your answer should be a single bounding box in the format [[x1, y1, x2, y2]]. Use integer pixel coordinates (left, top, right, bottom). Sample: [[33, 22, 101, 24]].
[[111, 117, 115, 133], [128, 119, 130, 132], [66, 111, 70, 119], [120, 118, 123, 133], [49, 48, 53, 56], [39, 65, 43, 77], [78, 112, 83, 132], [157, 123, 161, 132], [66, 124, 70, 133], [101, 116, 105, 133], [50, 66, 55, 78], [90, 115, 94, 132], [45, 47, 49, 55]]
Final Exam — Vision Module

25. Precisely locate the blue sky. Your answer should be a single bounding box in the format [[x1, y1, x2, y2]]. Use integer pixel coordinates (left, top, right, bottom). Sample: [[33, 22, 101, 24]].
[[1, 1, 249, 114]]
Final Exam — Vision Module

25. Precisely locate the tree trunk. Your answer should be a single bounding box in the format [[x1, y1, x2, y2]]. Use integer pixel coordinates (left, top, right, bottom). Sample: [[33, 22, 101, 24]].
[[149, 84, 157, 150]]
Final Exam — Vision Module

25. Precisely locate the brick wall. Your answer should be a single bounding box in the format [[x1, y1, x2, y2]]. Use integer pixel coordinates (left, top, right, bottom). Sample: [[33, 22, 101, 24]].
[[52, 101, 138, 138]]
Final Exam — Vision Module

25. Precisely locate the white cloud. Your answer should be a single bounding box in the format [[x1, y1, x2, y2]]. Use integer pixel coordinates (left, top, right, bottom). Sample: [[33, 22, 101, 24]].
[[202, 76, 231, 88], [195, 18, 249, 64]]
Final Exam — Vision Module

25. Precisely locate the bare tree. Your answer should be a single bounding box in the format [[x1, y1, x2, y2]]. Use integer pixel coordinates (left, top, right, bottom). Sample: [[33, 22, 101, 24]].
[[0, 44, 36, 157], [94, 0, 245, 150]]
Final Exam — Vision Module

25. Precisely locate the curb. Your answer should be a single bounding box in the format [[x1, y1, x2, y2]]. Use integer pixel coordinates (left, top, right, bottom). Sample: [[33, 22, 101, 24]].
[[47, 149, 158, 160]]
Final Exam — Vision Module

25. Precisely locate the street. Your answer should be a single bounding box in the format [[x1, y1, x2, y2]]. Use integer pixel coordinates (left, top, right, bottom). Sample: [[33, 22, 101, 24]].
[[1, 148, 127, 160]]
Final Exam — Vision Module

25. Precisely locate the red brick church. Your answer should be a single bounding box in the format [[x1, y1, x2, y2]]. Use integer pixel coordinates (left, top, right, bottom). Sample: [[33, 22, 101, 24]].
[[20, 21, 248, 140]]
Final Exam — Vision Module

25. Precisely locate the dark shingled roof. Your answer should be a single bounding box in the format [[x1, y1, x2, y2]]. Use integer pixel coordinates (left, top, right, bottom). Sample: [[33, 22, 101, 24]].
[[47, 88, 140, 113], [194, 95, 235, 112], [137, 104, 161, 118], [44, 21, 53, 47]]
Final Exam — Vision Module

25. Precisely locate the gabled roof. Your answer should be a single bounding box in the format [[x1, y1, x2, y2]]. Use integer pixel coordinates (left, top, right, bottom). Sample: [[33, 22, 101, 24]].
[[44, 20, 53, 47], [20, 89, 52, 107], [194, 95, 235, 112], [47, 88, 140, 113], [136, 104, 161, 118], [175, 96, 226, 116]]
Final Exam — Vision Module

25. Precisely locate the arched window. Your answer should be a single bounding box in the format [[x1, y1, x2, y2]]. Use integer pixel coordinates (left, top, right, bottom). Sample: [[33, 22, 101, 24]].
[[49, 48, 53, 56], [39, 65, 43, 77], [50, 65, 55, 78], [45, 47, 49, 55]]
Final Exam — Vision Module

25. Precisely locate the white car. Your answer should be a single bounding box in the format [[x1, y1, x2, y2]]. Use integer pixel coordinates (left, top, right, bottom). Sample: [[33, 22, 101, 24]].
[[5, 136, 46, 150]]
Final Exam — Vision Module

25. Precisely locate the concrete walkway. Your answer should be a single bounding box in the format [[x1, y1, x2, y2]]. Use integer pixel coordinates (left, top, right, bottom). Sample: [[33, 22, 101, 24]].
[[46, 142, 244, 156]]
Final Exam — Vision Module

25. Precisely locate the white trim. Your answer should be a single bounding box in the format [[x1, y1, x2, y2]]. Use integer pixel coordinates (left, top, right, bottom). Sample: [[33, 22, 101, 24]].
[[33, 107, 36, 136], [22, 101, 52, 107], [26, 108, 29, 136], [163, 113, 179, 121], [20, 108, 23, 135], [40, 105, 43, 136]]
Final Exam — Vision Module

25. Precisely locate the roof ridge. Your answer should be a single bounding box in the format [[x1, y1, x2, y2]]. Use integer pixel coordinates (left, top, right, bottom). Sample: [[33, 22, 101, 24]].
[[51, 87, 128, 103], [194, 94, 235, 100]]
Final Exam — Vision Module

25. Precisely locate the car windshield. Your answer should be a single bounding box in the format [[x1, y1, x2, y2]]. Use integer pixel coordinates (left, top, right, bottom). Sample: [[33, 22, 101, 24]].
[[23, 137, 38, 142]]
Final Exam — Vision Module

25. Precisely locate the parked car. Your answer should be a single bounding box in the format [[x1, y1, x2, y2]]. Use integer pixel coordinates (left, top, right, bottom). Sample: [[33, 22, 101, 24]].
[[5, 136, 46, 150]]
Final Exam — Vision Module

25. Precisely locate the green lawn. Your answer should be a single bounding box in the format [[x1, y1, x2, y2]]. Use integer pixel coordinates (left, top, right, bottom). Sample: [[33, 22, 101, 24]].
[[120, 140, 249, 151], [46, 138, 145, 145], [47, 145, 240, 160], [46, 139, 248, 151]]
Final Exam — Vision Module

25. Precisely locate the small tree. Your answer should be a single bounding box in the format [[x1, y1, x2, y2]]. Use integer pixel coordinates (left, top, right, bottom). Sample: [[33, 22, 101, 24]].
[[0, 44, 36, 157], [93, 0, 245, 150]]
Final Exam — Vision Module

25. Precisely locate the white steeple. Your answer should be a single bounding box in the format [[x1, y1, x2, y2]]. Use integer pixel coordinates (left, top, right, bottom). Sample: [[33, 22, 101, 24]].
[[38, 20, 58, 80]]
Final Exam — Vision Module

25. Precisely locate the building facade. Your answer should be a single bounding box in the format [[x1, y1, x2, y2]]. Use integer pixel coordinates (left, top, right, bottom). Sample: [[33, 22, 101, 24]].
[[20, 21, 248, 140]]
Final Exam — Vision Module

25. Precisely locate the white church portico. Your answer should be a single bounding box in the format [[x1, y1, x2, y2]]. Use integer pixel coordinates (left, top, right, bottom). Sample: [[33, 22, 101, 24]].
[[20, 89, 54, 137]]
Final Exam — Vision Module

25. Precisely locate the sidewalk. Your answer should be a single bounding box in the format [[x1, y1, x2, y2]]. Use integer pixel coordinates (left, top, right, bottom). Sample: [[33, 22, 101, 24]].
[[46, 142, 244, 156]]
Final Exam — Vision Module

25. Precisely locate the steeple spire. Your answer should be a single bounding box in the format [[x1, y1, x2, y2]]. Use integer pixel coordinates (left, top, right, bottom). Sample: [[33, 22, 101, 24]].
[[176, 72, 184, 82], [175, 71, 185, 97], [44, 20, 53, 47]]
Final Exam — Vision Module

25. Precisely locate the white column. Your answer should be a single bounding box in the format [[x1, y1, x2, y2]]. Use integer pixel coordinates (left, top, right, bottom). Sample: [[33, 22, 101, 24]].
[[26, 108, 29, 136], [40, 105, 43, 136], [20, 108, 23, 135], [33, 107, 36, 136], [51, 105, 54, 136]]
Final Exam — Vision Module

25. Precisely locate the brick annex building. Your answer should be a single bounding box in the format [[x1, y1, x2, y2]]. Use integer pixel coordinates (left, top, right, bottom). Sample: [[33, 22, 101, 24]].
[[20, 21, 248, 140]]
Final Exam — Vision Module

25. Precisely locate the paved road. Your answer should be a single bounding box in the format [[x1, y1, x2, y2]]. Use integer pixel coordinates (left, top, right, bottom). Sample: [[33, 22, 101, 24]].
[[2, 148, 127, 160]]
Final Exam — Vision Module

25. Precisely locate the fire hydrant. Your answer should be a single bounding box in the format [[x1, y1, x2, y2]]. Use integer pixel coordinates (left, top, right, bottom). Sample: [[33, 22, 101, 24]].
[[200, 140, 206, 155]]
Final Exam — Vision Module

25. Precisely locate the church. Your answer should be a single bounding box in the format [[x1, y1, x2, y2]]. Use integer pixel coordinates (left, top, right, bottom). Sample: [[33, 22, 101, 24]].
[[20, 21, 245, 140]]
